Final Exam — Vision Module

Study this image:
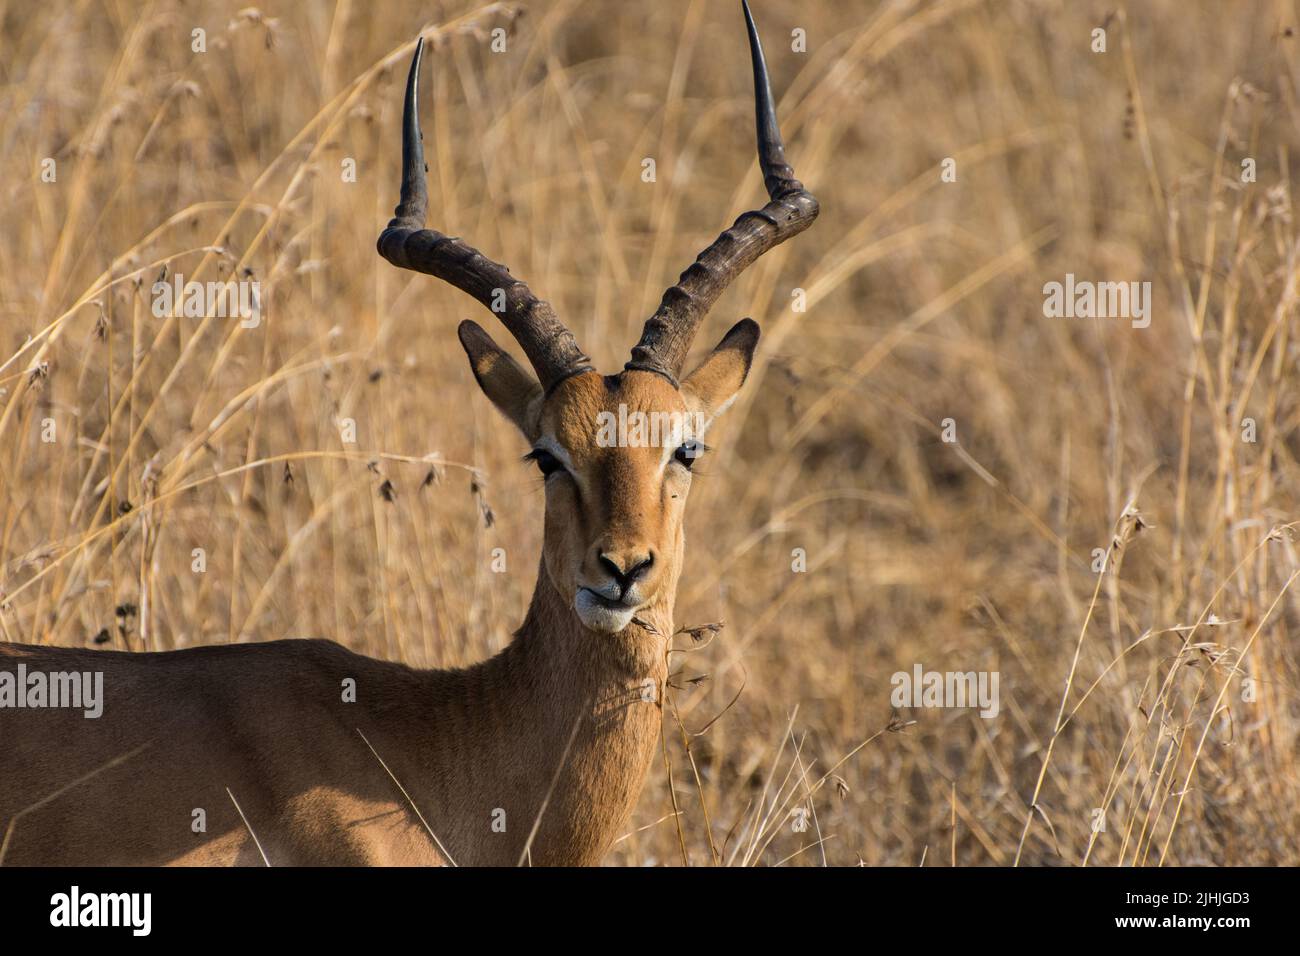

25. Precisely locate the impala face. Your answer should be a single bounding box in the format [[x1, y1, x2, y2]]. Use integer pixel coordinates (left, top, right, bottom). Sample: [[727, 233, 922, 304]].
[[458, 319, 760, 634], [537, 372, 695, 633], [378, 0, 818, 637], [533, 357, 756, 631]]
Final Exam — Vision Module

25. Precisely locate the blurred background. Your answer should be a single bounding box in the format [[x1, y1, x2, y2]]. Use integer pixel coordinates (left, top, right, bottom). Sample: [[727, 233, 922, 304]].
[[2, 0, 1299, 865]]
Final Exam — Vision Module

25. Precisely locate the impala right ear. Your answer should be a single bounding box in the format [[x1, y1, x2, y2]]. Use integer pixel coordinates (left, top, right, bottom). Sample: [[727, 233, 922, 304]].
[[457, 320, 542, 437], [681, 318, 761, 423]]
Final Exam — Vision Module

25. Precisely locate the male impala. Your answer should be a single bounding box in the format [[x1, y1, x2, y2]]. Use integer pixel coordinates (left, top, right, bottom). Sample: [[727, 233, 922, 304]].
[[0, 2, 817, 866]]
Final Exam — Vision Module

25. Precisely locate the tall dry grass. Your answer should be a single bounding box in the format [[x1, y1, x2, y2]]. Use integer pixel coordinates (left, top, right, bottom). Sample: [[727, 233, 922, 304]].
[[2, 0, 1298, 865]]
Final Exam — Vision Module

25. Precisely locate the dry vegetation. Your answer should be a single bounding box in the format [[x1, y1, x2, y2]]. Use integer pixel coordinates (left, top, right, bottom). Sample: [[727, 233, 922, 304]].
[[2, 0, 1299, 865]]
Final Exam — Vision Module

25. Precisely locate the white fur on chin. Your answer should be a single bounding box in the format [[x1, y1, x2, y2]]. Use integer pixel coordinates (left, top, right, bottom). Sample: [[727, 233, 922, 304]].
[[575, 589, 638, 633]]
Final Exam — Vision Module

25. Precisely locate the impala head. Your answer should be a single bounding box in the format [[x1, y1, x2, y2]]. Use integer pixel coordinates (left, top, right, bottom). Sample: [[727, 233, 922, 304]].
[[378, 1, 818, 634]]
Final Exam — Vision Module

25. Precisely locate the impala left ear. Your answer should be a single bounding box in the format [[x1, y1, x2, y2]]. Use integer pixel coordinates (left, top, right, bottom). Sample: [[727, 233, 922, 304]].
[[681, 318, 760, 422], [457, 319, 543, 438]]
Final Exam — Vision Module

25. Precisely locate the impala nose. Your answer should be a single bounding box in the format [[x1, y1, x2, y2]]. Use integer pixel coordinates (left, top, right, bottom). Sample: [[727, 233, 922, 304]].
[[597, 550, 655, 594]]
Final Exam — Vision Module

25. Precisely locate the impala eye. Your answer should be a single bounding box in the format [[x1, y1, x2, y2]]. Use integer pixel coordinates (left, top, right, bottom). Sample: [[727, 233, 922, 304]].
[[674, 440, 705, 470], [525, 448, 565, 478]]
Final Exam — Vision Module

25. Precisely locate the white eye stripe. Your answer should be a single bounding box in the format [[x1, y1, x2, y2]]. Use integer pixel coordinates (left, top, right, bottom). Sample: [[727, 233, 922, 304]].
[[534, 437, 576, 473], [657, 418, 709, 473], [534, 436, 589, 496]]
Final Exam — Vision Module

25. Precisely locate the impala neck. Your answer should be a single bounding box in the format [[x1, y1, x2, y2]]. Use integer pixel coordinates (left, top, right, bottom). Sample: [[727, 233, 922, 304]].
[[414, 559, 673, 865]]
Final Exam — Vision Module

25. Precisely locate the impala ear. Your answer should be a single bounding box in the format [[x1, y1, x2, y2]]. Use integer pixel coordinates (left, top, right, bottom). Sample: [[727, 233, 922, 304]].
[[681, 318, 760, 422], [457, 320, 542, 437]]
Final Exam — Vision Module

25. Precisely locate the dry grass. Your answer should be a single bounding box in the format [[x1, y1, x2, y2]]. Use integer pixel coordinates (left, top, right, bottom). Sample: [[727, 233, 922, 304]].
[[2, 0, 1299, 866]]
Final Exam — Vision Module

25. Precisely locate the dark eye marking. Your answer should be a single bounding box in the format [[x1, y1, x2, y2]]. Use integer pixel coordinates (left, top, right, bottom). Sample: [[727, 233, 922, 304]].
[[674, 439, 707, 470], [523, 447, 565, 478]]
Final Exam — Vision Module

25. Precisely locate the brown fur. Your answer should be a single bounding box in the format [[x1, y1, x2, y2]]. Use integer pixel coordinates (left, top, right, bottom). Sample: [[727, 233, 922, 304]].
[[0, 340, 755, 867]]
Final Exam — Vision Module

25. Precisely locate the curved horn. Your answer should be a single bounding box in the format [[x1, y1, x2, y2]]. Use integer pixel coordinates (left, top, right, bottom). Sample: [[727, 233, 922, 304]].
[[378, 37, 593, 392], [627, 0, 819, 384]]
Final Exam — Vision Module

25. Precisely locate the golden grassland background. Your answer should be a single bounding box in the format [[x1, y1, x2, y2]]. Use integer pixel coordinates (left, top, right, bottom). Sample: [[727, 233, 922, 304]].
[[2, 0, 1299, 865]]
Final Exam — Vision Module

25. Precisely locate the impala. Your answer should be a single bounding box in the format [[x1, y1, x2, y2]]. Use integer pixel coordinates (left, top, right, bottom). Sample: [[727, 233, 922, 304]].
[[0, 1, 818, 866]]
